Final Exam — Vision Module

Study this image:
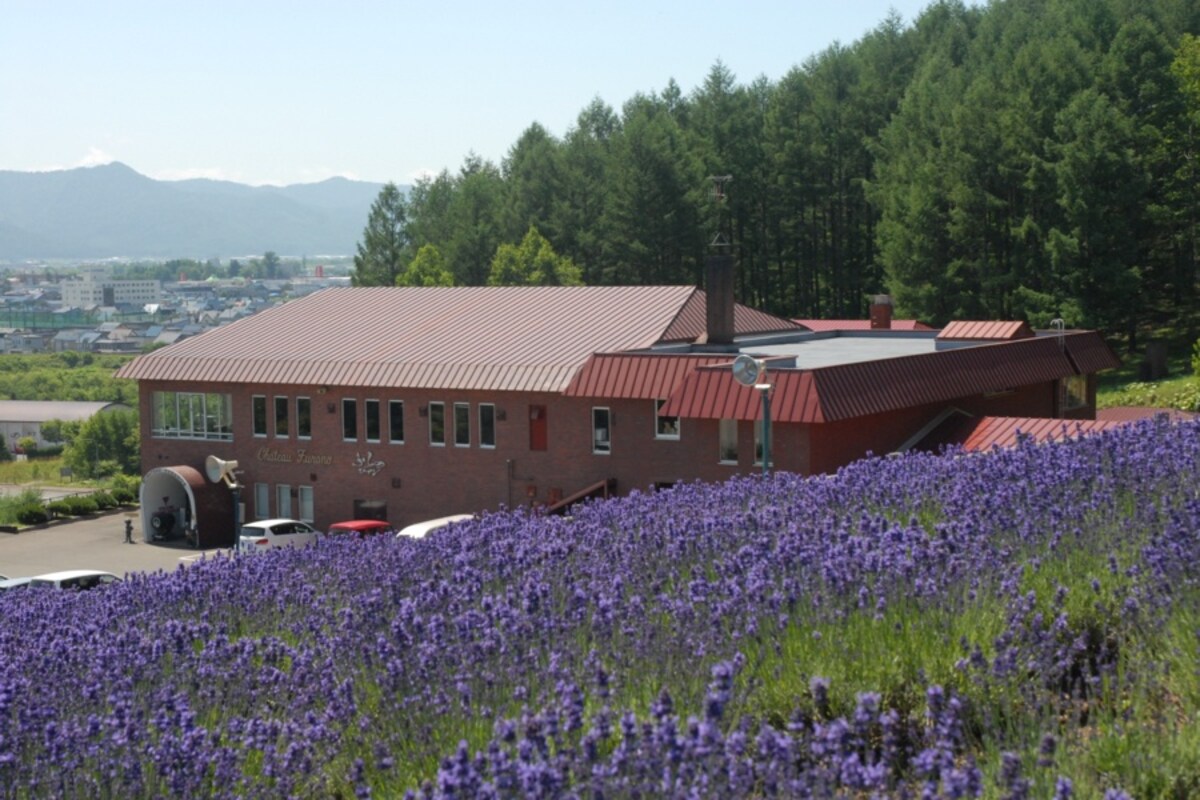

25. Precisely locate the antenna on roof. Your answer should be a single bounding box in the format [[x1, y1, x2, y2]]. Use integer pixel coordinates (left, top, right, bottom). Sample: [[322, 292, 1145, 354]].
[[709, 175, 732, 250], [709, 174, 732, 203]]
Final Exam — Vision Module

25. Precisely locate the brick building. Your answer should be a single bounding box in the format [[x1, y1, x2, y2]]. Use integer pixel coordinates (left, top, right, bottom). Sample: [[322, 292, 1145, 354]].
[[115, 277, 1119, 546]]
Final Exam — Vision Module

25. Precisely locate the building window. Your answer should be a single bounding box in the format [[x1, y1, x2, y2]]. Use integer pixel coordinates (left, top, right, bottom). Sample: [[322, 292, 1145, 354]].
[[366, 399, 381, 443], [252, 396, 267, 437], [1063, 375, 1088, 410], [454, 402, 470, 447], [719, 418, 738, 464], [429, 402, 445, 446], [655, 399, 680, 439], [342, 399, 357, 441], [274, 396, 289, 438], [592, 407, 611, 454], [276, 484, 292, 519], [296, 397, 311, 439], [298, 486, 314, 523], [754, 418, 774, 467], [479, 403, 496, 448], [152, 391, 233, 441], [254, 482, 270, 519], [389, 400, 405, 444]]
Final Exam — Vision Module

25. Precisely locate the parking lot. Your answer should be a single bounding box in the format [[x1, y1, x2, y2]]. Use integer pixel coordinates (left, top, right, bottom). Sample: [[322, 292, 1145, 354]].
[[0, 509, 224, 580]]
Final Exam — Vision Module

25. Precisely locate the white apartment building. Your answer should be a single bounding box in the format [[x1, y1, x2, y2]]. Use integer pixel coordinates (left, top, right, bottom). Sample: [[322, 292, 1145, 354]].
[[60, 266, 161, 309]]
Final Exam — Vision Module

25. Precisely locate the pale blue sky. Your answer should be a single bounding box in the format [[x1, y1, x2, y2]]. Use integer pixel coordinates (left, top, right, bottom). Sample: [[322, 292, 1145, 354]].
[[3, 1, 939, 187]]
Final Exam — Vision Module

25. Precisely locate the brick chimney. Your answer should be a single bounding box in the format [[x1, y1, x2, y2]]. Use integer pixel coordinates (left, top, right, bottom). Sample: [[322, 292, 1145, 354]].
[[705, 254, 735, 345], [870, 294, 893, 329]]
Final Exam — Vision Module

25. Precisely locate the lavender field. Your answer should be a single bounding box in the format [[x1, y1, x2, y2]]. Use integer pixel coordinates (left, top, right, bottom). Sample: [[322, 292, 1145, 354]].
[[2, 417, 1198, 798]]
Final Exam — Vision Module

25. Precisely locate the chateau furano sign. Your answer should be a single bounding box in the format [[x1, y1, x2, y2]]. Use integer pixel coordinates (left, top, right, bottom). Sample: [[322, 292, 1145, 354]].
[[255, 447, 333, 466]]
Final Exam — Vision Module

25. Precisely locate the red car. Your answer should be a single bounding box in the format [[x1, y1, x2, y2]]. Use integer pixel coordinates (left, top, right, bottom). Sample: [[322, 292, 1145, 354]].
[[326, 519, 396, 538]]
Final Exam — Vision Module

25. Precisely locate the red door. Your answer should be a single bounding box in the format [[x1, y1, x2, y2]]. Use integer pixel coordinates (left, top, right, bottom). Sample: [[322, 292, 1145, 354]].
[[529, 405, 547, 451]]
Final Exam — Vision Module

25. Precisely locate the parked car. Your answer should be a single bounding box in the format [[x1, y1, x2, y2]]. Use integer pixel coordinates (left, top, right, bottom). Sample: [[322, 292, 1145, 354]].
[[396, 514, 473, 540], [326, 519, 395, 538], [29, 570, 121, 590], [236, 518, 320, 553], [0, 577, 33, 592]]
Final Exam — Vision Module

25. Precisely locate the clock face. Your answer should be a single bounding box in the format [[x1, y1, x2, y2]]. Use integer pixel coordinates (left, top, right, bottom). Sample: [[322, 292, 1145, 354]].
[[732, 354, 763, 387]]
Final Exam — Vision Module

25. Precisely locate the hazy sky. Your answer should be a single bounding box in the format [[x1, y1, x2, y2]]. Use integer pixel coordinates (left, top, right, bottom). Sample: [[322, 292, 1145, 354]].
[[3, 1, 939, 187]]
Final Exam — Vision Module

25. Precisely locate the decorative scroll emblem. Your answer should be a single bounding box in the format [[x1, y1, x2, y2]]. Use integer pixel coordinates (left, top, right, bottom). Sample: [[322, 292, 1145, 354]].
[[354, 451, 385, 476]]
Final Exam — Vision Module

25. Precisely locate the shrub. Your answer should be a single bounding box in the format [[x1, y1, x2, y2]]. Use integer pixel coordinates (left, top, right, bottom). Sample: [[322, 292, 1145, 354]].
[[111, 487, 135, 505], [46, 499, 72, 518], [91, 491, 116, 510], [63, 495, 99, 516], [15, 503, 48, 525], [109, 474, 141, 498], [22, 444, 64, 459]]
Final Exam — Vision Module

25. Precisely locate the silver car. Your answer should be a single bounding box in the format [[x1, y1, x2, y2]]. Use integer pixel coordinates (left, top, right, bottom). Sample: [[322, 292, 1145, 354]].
[[236, 518, 320, 553]]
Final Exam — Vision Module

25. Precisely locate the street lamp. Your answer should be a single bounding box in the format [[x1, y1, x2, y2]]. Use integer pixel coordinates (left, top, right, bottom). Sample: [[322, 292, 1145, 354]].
[[732, 355, 772, 475]]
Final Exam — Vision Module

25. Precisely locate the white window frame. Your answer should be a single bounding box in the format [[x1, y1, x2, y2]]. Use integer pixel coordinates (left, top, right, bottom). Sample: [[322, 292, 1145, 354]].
[[388, 400, 405, 444], [429, 402, 446, 446], [296, 396, 312, 440], [151, 391, 233, 441], [365, 398, 381, 443], [274, 395, 289, 438], [1062, 375, 1088, 410], [254, 482, 270, 519], [655, 399, 680, 440], [276, 484, 292, 519], [454, 402, 470, 447], [479, 403, 496, 448], [342, 398, 357, 442], [719, 418, 738, 464], [252, 395, 267, 438], [592, 407, 611, 454], [298, 486, 314, 523]]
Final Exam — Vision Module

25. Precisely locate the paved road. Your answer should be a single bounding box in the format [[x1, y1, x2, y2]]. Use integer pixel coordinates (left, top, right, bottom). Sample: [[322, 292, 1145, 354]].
[[0, 510, 227, 580]]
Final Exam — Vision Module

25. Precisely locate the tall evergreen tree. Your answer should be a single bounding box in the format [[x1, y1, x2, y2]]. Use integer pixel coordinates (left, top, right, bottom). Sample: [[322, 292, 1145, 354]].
[[352, 183, 410, 287], [503, 123, 565, 245], [1046, 89, 1146, 336], [556, 98, 618, 283], [601, 94, 706, 285], [445, 155, 507, 286]]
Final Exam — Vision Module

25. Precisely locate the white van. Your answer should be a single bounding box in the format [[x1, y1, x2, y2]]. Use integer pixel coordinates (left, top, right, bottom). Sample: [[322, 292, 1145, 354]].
[[396, 514, 473, 540], [30, 570, 122, 590]]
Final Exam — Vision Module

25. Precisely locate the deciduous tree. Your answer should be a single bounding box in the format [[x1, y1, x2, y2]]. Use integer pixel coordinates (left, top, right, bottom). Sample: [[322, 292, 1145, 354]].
[[488, 226, 582, 286]]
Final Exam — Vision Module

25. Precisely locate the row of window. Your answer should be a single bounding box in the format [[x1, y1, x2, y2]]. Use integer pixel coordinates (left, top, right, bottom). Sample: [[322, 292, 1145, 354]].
[[252, 396, 499, 448], [151, 391, 762, 464], [152, 391, 233, 440], [254, 482, 314, 522], [593, 407, 764, 465]]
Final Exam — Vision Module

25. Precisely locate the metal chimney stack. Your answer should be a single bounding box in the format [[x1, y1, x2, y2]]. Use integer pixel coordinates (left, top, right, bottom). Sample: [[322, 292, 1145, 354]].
[[870, 294, 893, 330]]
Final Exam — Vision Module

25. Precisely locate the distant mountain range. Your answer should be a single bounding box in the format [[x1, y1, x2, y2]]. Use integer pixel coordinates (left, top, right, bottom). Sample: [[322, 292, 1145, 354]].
[[0, 162, 391, 261]]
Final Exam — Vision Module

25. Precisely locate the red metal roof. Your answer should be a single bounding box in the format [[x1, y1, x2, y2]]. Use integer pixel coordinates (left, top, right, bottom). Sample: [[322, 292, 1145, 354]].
[[937, 321, 1033, 340], [1062, 332, 1122, 374], [118, 286, 707, 393], [660, 332, 1110, 423], [564, 353, 735, 399], [958, 416, 1124, 451], [1096, 406, 1197, 423], [661, 291, 799, 342], [792, 319, 934, 332]]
